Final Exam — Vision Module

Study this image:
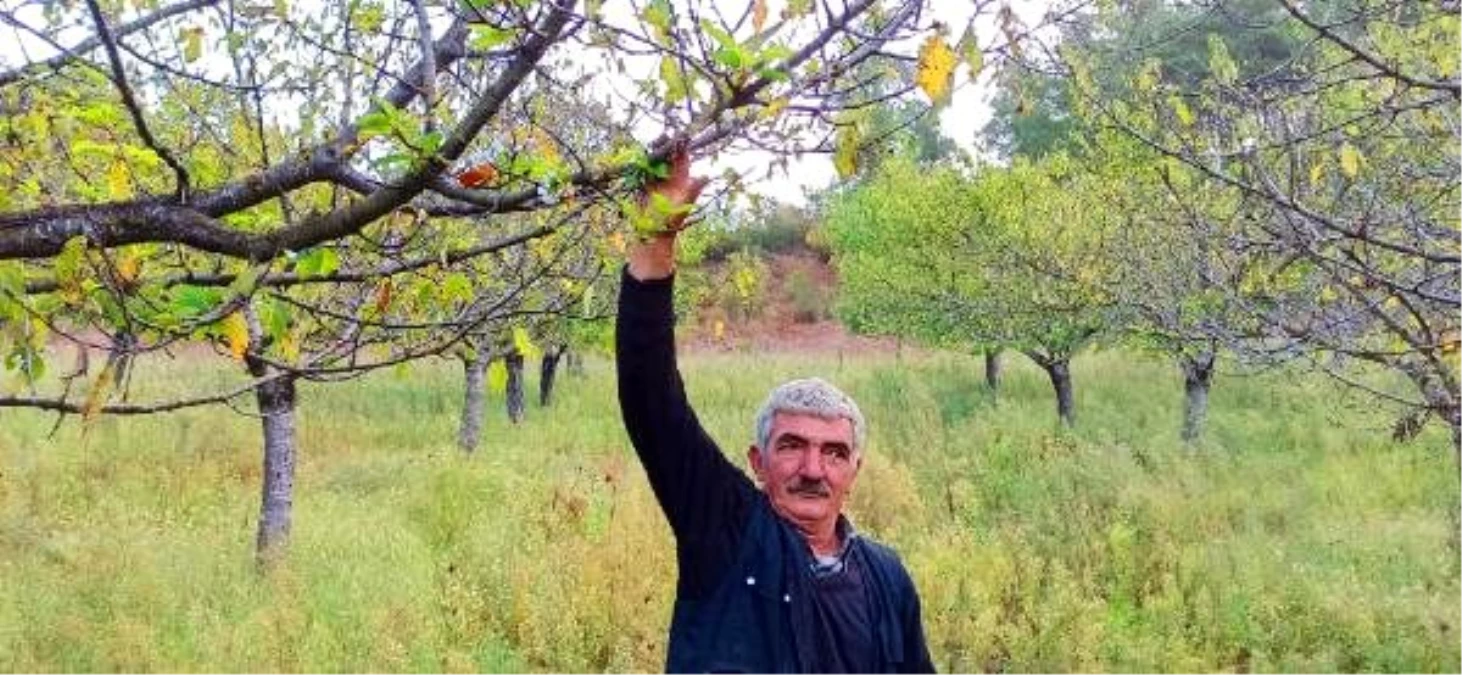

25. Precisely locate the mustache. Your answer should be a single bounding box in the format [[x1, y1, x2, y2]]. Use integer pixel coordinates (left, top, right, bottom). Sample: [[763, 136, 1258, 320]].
[[787, 478, 830, 497]]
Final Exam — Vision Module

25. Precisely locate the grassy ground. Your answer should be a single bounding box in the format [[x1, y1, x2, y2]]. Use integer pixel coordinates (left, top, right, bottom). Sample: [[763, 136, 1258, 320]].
[[0, 348, 1457, 672]]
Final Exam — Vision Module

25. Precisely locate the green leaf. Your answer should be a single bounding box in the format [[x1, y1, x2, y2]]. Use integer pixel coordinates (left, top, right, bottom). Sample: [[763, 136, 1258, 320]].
[[470, 25, 515, 50], [957, 24, 983, 80], [55, 236, 88, 293], [375, 152, 416, 173], [357, 111, 391, 138], [442, 272, 473, 304], [227, 262, 266, 297], [713, 47, 748, 70], [256, 296, 291, 342], [296, 247, 339, 279], [700, 19, 736, 51], [756, 66, 789, 83], [172, 285, 223, 317], [418, 130, 444, 156], [0, 262, 22, 297]]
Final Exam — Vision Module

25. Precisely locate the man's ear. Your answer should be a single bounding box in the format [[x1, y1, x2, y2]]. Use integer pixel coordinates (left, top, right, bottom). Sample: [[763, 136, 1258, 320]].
[[747, 445, 766, 481]]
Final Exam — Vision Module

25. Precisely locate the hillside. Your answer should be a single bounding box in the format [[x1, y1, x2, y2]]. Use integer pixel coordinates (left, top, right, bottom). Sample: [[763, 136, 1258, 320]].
[[677, 249, 898, 354]]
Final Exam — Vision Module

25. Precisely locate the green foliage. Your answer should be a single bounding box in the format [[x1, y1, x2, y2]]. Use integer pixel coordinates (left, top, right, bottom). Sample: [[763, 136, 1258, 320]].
[[826, 153, 1118, 357]]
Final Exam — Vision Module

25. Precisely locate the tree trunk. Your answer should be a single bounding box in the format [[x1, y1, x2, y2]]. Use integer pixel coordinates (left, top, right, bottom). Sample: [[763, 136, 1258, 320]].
[[458, 353, 488, 453], [567, 349, 584, 377], [505, 349, 525, 424], [1180, 350, 1216, 444], [253, 373, 297, 567], [984, 349, 1003, 396], [539, 346, 563, 407], [1444, 409, 1456, 572], [1026, 351, 1075, 428], [242, 304, 298, 568]]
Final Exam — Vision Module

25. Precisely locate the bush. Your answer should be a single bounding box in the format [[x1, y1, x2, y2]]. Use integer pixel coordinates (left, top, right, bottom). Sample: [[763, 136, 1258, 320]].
[[786, 268, 830, 323]]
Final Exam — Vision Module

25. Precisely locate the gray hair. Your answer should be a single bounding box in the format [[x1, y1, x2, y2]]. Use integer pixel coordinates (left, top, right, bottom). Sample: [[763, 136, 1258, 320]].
[[754, 377, 867, 454]]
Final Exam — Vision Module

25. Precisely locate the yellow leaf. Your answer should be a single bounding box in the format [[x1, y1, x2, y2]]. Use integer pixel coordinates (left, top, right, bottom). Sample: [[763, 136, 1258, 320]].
[[660, 56, 689, 104], [280, 330, 300, 362], [762, 96, 789, 120], [1170, 95, 1194, 126], [81, 360, 116, 424], [116, 252, 141, 284], [752, 0, 768, 33], [512, 326, 542, 360], [1339, 143, 1362, 179], [915, 34, 957, 105], [487, 359, 508, 395], [221, 311, 249, 360], [713, 319, 726, 341], [180, 26, 203, 63], [1309, 162, 1324, 189], [107, 161, 131, 199]]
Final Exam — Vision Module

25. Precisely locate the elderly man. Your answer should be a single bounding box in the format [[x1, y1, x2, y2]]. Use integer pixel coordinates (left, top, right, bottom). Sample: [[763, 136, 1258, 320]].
[[616, 144, 936, 673]]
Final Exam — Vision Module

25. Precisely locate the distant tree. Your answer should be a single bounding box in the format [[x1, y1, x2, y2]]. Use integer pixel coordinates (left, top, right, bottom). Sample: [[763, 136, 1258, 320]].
[[827, 152, 1121, 427]]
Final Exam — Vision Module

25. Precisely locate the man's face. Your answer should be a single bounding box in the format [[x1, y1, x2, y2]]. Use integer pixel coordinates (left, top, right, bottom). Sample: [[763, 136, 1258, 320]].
[[748, 412, 861, 537]]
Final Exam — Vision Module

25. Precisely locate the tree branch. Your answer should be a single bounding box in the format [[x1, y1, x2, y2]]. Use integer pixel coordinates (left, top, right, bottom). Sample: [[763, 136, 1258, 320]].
[[83, 0, 193, 201]]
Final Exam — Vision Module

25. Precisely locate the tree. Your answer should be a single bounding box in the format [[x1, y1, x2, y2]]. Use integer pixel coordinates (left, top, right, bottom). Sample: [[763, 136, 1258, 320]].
[[827, 152, 1121, 427], [0, 0, 947, 563], [1063, 0, 1460, 448]]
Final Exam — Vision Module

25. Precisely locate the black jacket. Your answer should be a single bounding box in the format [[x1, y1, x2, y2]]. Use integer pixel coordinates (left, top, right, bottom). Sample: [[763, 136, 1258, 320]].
[[616, 269, 936, 673]]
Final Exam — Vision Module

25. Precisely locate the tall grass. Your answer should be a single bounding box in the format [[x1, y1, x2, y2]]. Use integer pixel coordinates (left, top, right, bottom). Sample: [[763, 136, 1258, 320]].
[[0, 348, 1456, 671]]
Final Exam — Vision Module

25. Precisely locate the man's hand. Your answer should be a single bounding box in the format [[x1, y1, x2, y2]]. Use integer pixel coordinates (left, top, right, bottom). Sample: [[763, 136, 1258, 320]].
[[627, 142, 709, 282]]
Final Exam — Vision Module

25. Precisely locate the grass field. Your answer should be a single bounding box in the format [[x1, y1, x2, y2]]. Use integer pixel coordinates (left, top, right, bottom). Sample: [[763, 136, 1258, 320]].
[[1, 347, 1457, 672]]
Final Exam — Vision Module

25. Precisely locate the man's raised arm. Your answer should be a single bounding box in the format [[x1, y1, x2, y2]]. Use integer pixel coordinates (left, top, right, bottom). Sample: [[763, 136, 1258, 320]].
[[615, 145, 753, 564]]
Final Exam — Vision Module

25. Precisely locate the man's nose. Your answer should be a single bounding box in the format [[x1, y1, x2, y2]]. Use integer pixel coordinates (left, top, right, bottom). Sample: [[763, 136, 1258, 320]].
[[798, 447, 826, 479]]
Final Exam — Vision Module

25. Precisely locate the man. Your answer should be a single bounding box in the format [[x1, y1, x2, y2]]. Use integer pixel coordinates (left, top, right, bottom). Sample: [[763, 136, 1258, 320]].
[[616, 143, 936, 673]]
